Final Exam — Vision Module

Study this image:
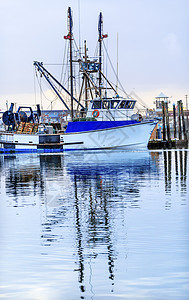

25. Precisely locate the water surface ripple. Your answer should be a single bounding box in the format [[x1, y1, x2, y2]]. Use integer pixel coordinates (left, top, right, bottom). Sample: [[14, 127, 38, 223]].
[[0, 150, 188, 299]]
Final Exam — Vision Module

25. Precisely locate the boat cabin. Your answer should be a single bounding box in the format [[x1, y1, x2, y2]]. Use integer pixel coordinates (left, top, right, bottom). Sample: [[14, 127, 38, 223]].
[[86, 97, 136, 121]]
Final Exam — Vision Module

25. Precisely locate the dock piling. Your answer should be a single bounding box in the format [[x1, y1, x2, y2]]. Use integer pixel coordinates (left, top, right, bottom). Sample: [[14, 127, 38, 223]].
[[173, 103, 177, 139], [148, 99, 188, 149], [180, 101, 187, 141], [165, 101, 171, 142], [162, 101, 166, 141], [177, 100, 182, 140]]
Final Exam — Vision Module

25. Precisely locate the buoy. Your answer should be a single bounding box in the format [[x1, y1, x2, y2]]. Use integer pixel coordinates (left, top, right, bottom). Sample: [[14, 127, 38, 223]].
[[92, 110, 100, 118]]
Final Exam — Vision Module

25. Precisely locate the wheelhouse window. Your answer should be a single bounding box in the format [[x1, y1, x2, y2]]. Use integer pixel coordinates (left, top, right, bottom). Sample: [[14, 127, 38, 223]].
[[111, 100, 119, 109], [102, 101, 110, 109], [117, 100, 126, 109], [125, 101, 135, 109], [111, 100, 136, 109], [92, 101, 102, 109]]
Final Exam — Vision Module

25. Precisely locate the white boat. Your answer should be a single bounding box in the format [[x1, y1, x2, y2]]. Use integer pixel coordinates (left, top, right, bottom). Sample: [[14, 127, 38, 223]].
[[62, 98, 156, 150], [0, 101, 156, 153], [0, 7, 157, 154], [58, 8, 157, 150]]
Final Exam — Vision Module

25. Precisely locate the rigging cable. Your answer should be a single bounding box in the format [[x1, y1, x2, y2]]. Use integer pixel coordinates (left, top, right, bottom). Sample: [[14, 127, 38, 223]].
[[102, 39, 149, 111], [40, 74, 43, 110], [60, 40, 69, 85], [35, 70, 61, 107], [102, 40, 130, 98], [129, 90, 149, 109], [33, 66, 37, 106]]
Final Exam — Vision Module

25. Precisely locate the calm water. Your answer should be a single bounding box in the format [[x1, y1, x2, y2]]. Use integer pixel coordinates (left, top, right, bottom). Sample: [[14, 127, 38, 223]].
[[0, 150, 189, 300]]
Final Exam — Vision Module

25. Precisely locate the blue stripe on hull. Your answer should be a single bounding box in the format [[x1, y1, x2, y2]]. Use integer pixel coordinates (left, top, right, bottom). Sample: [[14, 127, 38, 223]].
[[0, 148, 64, 154], [65, 120, 139, 133]]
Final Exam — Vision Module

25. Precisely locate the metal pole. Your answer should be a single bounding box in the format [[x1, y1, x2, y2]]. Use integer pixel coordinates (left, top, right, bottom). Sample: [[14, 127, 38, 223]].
[[68, 7, 74, 120], [99, 69, 117, 94], [34, 62, 70, 111], [98, 12, 102, 97], [116, 32, 118, 94], [84, 40, 88, 109], [34, 61, 84, 110]]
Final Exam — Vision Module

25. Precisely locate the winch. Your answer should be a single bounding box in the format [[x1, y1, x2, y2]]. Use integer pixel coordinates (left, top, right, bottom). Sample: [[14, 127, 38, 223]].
[[2, 103, 41, 130]]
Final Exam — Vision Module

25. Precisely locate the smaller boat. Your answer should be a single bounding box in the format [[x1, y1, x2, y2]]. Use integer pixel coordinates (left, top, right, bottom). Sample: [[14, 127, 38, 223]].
[[0, 103, 64, 153]]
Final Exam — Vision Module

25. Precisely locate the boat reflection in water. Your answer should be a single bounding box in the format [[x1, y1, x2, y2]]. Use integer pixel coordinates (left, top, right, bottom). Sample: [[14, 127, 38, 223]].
[[62, 151, 159, 293], [0, 149, 188, 299]]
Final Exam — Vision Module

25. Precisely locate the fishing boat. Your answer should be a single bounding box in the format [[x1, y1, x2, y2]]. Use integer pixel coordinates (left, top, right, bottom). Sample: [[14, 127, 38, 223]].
[[62, 98, 157, 150], [0, 103, 64, 153], [0, 7, 157, 153]]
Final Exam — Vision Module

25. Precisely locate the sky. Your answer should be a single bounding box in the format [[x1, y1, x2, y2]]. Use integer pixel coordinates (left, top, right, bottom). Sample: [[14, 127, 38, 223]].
[[0, 0, 189, 111]]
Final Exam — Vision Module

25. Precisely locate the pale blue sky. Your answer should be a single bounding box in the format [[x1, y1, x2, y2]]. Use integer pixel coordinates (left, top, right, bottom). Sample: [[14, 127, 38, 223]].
[[0, 0, 188, 110]]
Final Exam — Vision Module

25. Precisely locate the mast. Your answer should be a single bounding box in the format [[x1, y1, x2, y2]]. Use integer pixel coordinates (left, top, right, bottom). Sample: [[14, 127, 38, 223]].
[[68, 7, 74, 120], [84, 40, 88, 109], [98, 12, 103, 96]]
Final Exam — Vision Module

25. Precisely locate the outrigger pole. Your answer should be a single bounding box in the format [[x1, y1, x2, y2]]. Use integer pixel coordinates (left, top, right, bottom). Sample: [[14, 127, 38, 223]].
[[34, 61, 85, 111]]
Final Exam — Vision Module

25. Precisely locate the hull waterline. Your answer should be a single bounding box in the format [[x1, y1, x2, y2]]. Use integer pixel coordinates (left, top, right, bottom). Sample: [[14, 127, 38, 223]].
[[0, 121, 157, 153]]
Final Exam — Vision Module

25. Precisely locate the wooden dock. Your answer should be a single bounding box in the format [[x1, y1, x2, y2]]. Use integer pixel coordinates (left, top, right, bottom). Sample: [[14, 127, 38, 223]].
[[148, 100, 188, 149], [148, 139, 188, 150]]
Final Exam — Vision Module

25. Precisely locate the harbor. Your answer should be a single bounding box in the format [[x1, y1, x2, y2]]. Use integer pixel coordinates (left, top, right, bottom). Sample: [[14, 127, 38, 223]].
[[0, 8, 158, 153], [1, 96, 188, 153], [0, 7, 188, 153], [0, 1, 189, 299]]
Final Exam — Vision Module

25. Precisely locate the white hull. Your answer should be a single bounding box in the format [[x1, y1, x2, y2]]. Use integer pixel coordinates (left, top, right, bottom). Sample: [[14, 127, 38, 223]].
[[62, 121, 156, 150], [0, 132, 63, 153], [0, 121, 156, 153]]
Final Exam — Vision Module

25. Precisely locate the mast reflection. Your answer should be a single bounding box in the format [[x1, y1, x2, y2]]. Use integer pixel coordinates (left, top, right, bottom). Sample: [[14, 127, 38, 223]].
[[74, 174, 85, 295], [66, 151, 158, 297]]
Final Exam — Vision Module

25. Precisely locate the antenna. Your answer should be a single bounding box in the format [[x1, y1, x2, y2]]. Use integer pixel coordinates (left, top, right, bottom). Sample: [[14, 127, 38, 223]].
[[98, 12, 103, 96], [116, 32, 119, 94], [78, 0, 81, 53]]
